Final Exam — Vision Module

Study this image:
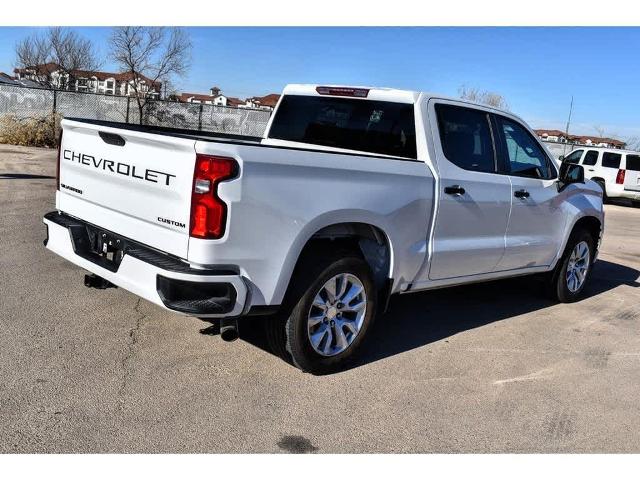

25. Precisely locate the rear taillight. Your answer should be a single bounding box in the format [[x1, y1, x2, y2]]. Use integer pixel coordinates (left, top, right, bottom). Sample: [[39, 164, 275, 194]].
[[56, 131, 63, 190], [189, 154, 237, 239], [315, 86, 369, 98], [616, 169, 626, 184]]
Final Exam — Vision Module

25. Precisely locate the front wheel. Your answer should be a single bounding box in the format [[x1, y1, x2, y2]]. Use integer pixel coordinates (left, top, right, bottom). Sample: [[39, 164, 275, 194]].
[[547, 229, 595, 303], [267, 253, 377, 374], [595, 180, 608, 203]]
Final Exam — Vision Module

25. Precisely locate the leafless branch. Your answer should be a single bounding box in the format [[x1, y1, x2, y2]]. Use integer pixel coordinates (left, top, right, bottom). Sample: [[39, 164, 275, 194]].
[[14, 28, 101, 88], [624, 136, 640, 152], [458, 84, 509, 110], [593, 125, 606, 138], [109, 27, 192, 124]]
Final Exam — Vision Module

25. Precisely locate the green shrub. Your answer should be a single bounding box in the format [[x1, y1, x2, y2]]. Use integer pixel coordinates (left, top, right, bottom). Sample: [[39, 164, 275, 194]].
[[0, 113, 62, 148]]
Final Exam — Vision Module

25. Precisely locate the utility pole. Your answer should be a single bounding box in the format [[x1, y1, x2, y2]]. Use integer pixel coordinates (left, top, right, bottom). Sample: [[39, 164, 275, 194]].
[[564, 96, 574, 156]]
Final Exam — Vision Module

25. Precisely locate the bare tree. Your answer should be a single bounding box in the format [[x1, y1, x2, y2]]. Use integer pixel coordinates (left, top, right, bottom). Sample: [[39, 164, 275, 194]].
[[624, 136, 640, 152], [15, 27, 101, 88], [593, 125, 606, 138], [109, 27, 192, 124], [592, 125, 623, 147], [458, 84, 509, 110]]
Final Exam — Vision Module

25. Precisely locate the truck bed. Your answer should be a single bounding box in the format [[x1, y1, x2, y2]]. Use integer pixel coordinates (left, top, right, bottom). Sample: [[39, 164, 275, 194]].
[[65, 117, 264, 145]]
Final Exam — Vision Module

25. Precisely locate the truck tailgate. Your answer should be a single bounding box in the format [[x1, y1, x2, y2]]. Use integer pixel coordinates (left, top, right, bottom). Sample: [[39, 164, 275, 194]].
[[57, 119, 197, 259]]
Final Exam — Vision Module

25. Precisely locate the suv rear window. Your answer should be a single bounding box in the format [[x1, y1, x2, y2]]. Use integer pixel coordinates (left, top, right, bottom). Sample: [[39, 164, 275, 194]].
[[627, 155, 640, 171], [268, 95, 417, 159], [602, 152, 622, 169]]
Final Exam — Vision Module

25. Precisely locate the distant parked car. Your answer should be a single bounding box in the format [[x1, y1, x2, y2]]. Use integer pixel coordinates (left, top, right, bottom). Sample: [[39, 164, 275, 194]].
[[561, 147, 640, 206]]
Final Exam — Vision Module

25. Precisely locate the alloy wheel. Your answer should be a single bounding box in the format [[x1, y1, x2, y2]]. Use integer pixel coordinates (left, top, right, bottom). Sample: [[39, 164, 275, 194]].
[[307, 273, 367, 357]]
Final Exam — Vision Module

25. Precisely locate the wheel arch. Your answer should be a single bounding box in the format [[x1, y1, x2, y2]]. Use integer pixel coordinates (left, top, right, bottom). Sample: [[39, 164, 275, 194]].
[[554, 215, 603, 268], [275, 218, 396, 311], [591, 177, 607, 194]]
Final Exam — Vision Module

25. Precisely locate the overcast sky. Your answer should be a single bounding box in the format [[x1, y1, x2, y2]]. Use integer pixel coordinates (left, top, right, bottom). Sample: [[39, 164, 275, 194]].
[[0, 27, 638, 139]]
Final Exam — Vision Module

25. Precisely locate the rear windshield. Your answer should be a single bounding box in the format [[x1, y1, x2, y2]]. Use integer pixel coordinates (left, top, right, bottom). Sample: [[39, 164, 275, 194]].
[[626, 155, 640, 171], [268, 95, 417, 159]]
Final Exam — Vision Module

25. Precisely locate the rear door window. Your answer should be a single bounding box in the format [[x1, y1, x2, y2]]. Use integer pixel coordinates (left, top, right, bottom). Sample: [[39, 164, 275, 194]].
[[435, 104, 496, 173], [626, 155, 640, 171], [563, 150, 583, 164], [602, 152, 622, 169], [268, 95, 417, 158], [582, 150, 599, 166]]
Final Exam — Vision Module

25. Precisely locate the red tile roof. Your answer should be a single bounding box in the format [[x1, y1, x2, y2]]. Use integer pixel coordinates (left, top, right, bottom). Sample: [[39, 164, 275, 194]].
[[178, 92, 218, 102], [536, 129, 626, 147], [570, 135, 626, 147], [14, 63, 160, 90], [176, 88, 280, 108], [14, 62, 60, 75], [535, 129, 566, 137], [250, 93, 280, 107], [226, 97, 245, 107]]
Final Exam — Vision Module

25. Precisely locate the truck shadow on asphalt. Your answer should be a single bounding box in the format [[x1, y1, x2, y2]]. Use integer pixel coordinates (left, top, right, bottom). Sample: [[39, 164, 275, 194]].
[[201, 259, 639, 373]]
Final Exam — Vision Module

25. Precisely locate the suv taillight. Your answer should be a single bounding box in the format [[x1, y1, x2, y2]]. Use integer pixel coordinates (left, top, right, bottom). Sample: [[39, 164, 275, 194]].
[[189, 154, 237, 239], [616, 169, 626, 184], [56, 131, 63, 190]]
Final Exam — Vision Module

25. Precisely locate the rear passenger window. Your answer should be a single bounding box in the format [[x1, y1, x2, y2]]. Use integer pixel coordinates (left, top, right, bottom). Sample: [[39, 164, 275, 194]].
[[564, 150, 583, 164], [582, 150, 599, 166], [627, 155, 640, 171], [602, 152, 622, 169], [435, 104, 496, 172]]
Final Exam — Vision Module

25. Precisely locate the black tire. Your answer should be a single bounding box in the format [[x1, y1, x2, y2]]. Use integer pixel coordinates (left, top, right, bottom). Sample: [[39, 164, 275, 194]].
[[546, 228, 596, 303], [267, 250, 377, 374], [264, 312, 290, 363], [632, 200, 640, 208], [595, 180, 608, 203]]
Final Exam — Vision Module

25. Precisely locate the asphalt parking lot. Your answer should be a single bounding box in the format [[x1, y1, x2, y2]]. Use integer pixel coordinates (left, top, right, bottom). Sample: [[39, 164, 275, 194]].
[[2, 144, 640, 453]]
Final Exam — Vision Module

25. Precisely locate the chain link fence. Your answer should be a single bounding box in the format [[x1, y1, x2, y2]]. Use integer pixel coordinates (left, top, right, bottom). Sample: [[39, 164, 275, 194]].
[[0, 83, 272, 139]]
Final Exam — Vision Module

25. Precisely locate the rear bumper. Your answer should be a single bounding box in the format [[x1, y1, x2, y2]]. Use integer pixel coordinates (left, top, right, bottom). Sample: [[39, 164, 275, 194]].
[[43, 211, 248, 318], [621, 189, 640, 201], [606, 183, 640, 200]]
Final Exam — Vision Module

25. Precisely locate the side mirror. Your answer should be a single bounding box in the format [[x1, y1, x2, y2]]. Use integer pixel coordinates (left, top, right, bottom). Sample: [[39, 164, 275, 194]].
[[558, 162, 584, 191], [558, 155, 565, 162]]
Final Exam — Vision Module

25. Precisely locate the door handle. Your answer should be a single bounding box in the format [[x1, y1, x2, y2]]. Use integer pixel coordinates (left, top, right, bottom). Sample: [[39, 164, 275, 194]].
[[514, 189, 530, 198], [444, 185, 466, 196], [588, 169, 595, 172]]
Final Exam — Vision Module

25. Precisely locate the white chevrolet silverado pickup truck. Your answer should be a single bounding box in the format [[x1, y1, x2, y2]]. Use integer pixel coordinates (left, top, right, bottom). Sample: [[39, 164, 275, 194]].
[[44, 84, 604, 373]]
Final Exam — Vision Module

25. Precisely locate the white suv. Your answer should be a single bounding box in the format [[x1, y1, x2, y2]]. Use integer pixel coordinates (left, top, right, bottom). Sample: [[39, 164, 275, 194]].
[[562, 147, 640, 205]]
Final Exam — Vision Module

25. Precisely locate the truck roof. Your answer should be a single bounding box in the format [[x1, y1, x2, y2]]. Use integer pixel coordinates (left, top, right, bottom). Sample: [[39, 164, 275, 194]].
[[567, 146, 639, 155], [283, 83, 421, 104], [282, 83, 513, 116]]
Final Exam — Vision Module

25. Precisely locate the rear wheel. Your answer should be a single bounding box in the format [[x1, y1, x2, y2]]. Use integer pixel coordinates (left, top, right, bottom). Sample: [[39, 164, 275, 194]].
[[547, 229, 595, 303], [267, 252, 376, 374]]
